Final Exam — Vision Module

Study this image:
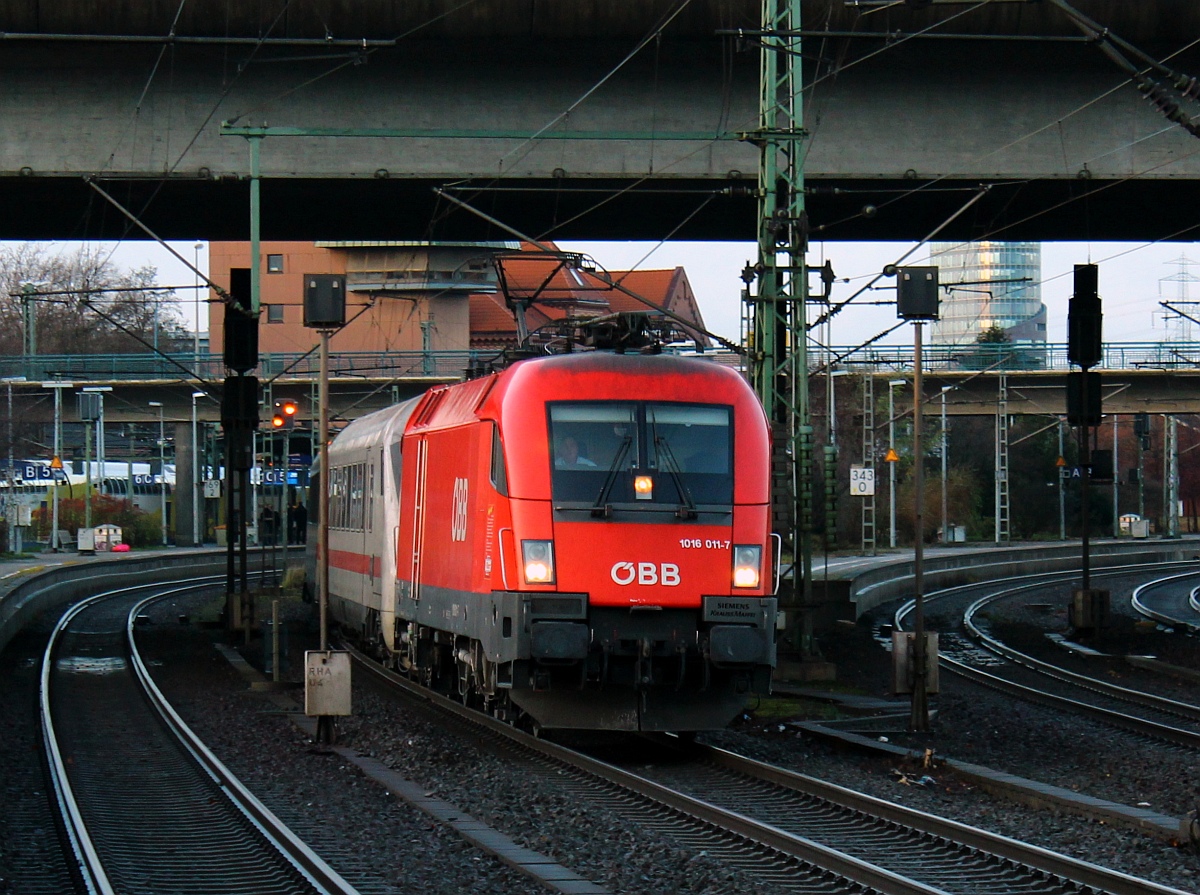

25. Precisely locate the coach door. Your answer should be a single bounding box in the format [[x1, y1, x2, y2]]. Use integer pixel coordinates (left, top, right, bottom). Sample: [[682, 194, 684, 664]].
[[409, 438, 429, 602], [369, 454, 382, 602]]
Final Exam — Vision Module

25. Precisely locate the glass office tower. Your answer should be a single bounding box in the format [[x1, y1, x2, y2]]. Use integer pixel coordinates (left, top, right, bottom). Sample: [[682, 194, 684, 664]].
[[929, 241, 1046, 345]]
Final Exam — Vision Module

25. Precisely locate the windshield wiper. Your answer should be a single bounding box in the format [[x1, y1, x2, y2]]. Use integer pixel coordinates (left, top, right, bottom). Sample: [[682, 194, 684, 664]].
[[591, 435, 632, 518], [653, 430, 697, 520]]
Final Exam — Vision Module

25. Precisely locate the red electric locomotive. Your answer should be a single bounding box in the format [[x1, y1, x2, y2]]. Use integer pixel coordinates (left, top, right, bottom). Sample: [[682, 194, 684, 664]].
[[311, 350, 777, 731]]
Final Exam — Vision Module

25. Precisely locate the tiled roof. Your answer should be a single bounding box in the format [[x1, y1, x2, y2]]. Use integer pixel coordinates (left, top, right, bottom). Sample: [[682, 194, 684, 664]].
[[470, 246, 708, 347], [604, 268, 679, 313]]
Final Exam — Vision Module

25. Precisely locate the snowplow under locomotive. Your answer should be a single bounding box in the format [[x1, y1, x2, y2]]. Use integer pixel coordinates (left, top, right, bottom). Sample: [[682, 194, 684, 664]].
[[307, 351, 777, 731]]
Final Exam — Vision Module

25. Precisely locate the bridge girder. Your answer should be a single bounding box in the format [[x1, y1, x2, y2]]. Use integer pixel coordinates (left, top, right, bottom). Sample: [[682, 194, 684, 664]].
[[2, 5, 1200, 243]]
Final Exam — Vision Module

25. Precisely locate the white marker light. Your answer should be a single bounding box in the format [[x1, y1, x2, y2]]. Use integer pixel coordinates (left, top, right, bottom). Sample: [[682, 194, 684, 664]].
[[732, 544, 762, 589], [522, 540, 556, 584]]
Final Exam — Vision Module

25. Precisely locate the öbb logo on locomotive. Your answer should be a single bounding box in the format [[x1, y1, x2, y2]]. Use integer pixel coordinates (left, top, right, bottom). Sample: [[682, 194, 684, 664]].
[[610, 561, 681, 586], [450, 477, 469, 542]]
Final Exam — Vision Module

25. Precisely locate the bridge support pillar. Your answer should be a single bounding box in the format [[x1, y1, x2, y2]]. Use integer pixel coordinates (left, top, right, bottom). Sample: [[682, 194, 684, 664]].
[[174, 421, 197, 547]]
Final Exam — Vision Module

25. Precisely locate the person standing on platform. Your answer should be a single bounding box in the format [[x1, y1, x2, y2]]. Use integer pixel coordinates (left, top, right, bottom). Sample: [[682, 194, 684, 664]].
[[294, 501, 308, 544]]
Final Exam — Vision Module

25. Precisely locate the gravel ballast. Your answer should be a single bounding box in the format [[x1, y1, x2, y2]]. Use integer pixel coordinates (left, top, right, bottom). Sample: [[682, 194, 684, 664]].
[[136, 587, 1200, 894]]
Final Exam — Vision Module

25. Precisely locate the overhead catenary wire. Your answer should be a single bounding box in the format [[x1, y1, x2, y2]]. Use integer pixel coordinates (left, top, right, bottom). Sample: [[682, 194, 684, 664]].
[[97, 0, 189, 176], [795, 5, 1200, 239], [810, 184, 992, 330], [826, 8, 1200, 340]]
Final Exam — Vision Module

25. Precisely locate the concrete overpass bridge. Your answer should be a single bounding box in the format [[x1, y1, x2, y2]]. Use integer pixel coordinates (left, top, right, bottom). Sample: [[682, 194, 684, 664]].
[[4, 2, 1200, 243]]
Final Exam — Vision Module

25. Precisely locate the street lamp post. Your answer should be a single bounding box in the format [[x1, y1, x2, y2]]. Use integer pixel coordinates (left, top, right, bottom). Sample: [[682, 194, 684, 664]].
[[1059, 419, 1067, 540], [888, 379, 906, 549], [1112, 414, 1119, 539], [41, 380, 70, 550], [192, 391, 206, 546], [97, 396, 105, 491], [941, 386, 952, 543], [149, 402, 166, 546], [194, 242, 204, 374], [98, 395, 105, 487], [82, 386, 112, 512]]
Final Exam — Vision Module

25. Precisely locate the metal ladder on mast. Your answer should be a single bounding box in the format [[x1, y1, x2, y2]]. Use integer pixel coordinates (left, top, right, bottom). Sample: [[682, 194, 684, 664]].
[[995, 374, 1011, 544], [861, 374, 876, 555]]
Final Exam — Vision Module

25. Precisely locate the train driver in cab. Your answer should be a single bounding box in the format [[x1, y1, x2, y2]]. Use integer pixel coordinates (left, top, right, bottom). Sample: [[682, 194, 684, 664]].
[[554, 435, 597, 468]]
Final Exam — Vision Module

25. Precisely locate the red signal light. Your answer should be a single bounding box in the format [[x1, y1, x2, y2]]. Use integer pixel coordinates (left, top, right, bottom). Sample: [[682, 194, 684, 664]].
[[271, 400, 298, 430]]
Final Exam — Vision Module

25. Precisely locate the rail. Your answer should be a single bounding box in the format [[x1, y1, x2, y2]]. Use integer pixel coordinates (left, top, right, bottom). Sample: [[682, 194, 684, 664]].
[[0, 548, 258, 656]]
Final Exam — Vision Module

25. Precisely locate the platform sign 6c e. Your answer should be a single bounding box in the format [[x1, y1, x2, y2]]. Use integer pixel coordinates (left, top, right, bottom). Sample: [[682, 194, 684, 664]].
[[850, 465, 875, 497]]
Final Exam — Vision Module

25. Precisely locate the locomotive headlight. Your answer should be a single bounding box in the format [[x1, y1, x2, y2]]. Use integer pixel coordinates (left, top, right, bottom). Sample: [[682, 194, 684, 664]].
[[633, 475, 654, 500], [732, 545, 762, 589], [522, 540, 556, 584]]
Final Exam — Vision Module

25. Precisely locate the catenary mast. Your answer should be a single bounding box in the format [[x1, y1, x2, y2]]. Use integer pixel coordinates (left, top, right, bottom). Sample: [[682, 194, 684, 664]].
[[746, 0, 813, 661]]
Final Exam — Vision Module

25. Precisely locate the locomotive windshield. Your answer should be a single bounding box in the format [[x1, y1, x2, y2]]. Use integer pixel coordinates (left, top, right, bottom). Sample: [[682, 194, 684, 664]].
[[549, 401, 733, 508]]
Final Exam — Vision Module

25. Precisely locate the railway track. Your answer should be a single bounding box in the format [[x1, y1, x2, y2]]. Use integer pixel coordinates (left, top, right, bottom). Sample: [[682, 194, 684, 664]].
[[42, 575, 360, 895], [8, 554, 1196, 894], [889, 563, 1200, 750], [349, 643, 1193, 895], [1131, 570, 1200, 631]]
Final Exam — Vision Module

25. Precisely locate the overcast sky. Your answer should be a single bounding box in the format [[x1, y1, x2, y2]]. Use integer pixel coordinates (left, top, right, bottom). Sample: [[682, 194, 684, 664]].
[[44, 237, 1200, 351]]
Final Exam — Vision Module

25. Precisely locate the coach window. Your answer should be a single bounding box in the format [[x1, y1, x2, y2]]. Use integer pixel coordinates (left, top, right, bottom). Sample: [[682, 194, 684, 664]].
[[349, 463, 363, 530], [338, 467, 348, 529], [266, 254, 284, 273], [368, 460, 376, 531], [389, 441, 403, 495], [327, 468, 337, 528], [331, 467, 343, 529]]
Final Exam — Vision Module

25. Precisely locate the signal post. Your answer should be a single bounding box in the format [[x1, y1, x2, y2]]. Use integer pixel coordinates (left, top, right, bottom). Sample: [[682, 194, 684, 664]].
[[1066, 264, 1108, 634], [303, 273, 349, 745], [222, 268, 259, 639]]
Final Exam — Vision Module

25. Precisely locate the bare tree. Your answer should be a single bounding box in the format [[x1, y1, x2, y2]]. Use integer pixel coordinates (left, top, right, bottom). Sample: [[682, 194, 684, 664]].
[[0, 244, 189, 356]]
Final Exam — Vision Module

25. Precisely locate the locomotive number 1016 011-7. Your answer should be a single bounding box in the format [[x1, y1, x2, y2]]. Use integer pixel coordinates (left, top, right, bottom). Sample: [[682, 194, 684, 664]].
[[679, 539, 731, 550]]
